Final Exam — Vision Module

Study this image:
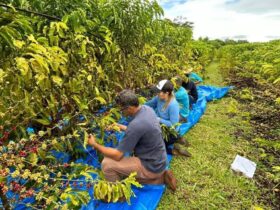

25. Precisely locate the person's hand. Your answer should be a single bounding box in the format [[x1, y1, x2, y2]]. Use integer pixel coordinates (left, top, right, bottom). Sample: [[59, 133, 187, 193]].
[[105, 123, 120, 131], [106, 123, 127, 131], [88, 134, 97, 147], [116, 123, 127, 131], [105, 123, 115, 131]]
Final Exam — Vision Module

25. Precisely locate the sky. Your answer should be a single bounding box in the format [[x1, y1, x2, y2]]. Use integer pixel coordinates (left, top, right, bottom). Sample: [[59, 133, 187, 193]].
[[157, 0, 280, 42]]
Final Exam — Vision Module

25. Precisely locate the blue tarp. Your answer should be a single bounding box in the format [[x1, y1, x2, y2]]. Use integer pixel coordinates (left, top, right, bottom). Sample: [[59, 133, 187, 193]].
[[6, 85, 231, 210], [82, 85, 232, 210]]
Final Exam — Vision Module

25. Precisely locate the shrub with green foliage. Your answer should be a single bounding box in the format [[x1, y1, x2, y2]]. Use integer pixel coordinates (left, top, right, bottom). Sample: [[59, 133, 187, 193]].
[[0, 0, 215, 209]]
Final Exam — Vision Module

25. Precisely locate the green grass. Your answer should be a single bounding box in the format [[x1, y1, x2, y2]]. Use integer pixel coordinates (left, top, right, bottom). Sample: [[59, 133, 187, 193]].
[[157, 63, 266, 209]]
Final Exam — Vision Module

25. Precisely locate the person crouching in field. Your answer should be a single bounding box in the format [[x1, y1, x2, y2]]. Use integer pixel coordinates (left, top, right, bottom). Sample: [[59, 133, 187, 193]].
[[145, 80, 191, 157], [87, 90, 177, 196], [173, 76, 190, 123], [182, 68, 199, 108], [188, 68, 203, 85]]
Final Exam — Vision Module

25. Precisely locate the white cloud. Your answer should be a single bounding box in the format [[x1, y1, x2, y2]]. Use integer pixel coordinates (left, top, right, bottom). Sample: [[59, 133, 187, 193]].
[[158, 0, 280, 42], [226, 0, 280, 14]]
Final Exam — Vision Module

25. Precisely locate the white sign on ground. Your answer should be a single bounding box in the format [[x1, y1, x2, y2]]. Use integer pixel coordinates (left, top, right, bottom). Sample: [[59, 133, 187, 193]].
[[231, 155, 257, 178]]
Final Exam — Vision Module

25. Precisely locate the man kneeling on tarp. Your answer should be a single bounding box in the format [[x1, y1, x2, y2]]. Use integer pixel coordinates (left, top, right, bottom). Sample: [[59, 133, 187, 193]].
[[87, 90, 177, 193]]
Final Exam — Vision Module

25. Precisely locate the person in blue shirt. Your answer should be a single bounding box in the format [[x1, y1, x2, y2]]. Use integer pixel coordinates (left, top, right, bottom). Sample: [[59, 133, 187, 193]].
[[185, 67, 203, 85], [189, 72, 203, 84], [145, 80, 179, 127], [173, 76, 190, 122], [146, 80, 191, 157]]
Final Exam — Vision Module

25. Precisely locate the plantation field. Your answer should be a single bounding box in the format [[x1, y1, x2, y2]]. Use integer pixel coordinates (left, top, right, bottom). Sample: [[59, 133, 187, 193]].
[[0, 1, 279, 209]]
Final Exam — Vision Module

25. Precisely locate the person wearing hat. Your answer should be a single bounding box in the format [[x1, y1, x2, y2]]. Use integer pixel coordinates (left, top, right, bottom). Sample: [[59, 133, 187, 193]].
[[146, 80, 179, 127], [87, 90, 177, 194], [187, 67, 203, 85], [182, 68, 199, 106], [145, 80, 191, 157]]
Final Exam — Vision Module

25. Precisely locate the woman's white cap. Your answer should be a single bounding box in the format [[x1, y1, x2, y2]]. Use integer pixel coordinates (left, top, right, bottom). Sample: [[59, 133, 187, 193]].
[[156, 79, 168, 90]]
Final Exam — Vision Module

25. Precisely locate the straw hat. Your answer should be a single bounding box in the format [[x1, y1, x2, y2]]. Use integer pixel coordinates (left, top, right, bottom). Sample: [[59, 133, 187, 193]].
[[183, 67, 193, 74]]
